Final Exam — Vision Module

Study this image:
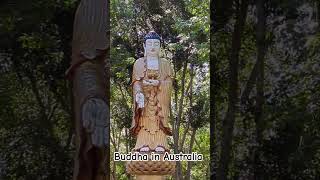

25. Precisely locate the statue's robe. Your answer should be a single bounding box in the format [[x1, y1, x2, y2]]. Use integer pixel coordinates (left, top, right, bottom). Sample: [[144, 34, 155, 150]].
[[130, 57, 173, 150]]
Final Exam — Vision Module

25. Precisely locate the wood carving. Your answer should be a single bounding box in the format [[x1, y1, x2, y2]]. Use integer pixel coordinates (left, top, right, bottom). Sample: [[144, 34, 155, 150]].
[[66, 0, 109, 179]]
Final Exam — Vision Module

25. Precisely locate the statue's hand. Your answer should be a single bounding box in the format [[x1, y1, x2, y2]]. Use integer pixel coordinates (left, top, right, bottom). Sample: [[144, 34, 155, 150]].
[[136, 92, 144, 108], [82, 98, 109, 147], [143, 79, 159, 86]]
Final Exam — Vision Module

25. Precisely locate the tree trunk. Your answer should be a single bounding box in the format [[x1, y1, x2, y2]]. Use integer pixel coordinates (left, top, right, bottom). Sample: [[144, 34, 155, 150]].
[[210, 0, 234, 178], [184, 64, 195, 180], [185, 128, 197, 180], [174, 60, 188, 180], [217, 1, 249, 180], [253, 0, 266, 179], [240, 61, 259, 106], [209, 1, 220, 179], [68, 0, 110, 180], [317, 1, 320, 26], [180, 64, 194, 151]]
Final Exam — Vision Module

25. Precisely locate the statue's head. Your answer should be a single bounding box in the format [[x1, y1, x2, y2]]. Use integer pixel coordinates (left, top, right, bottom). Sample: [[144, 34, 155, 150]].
[[143, 31, 161, 57]]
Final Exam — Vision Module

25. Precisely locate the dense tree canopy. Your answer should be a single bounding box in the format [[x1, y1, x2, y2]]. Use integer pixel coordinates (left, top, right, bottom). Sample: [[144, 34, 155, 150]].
[[211, 0, 320, 179], [0, 0, 77, 179]]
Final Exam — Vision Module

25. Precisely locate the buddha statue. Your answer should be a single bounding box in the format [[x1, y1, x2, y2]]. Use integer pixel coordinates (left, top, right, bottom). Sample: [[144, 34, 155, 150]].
[[126, 31, 175, 179], [130, 31, 173, 154], [126, 31, 175, 180]]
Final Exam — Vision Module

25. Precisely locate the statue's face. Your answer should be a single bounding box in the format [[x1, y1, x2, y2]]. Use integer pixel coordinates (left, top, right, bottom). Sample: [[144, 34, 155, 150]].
[[144, 39, 160, 56]]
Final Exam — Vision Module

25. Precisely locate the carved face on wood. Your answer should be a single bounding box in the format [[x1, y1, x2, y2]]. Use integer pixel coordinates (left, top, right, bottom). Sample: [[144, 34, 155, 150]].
[[144, 39, 160, 57]]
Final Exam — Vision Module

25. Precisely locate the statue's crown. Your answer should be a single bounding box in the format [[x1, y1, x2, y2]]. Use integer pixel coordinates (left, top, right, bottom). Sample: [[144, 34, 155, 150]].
[[144, 31, 161, 42]]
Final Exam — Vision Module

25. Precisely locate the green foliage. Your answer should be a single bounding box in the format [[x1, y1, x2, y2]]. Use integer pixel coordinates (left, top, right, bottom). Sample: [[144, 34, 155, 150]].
[[212, 0, 320, 179], [0, 0, 77, 179]]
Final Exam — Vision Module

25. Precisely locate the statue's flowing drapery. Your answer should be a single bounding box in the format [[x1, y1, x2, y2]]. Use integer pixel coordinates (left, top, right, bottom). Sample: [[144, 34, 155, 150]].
[[130, 57, 173, 151]]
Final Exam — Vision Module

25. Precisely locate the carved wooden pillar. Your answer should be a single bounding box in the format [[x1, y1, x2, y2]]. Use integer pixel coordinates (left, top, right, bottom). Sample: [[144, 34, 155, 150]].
[[66, 0, 110, 180]]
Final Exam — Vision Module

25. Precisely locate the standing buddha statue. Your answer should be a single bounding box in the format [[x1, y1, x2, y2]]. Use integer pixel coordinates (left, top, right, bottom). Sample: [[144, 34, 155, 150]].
[[130, 31, 173, 153], [127, 31, 175, 178]]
